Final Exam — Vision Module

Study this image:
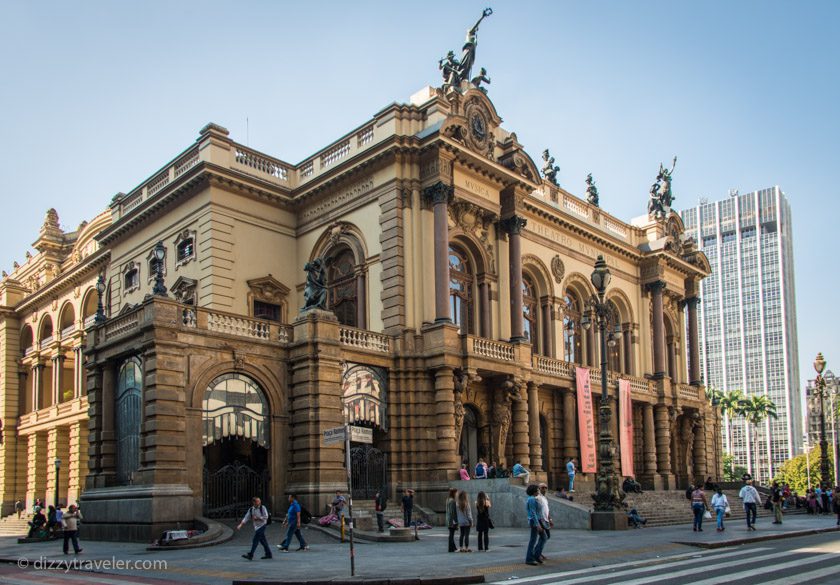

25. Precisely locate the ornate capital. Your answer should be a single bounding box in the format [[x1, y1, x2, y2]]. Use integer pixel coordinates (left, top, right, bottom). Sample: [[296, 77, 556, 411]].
[[645, 280, 666, 294], [423, 181, 453, 206], [681, 296, 701, 310], [500, 215, 527, 236]]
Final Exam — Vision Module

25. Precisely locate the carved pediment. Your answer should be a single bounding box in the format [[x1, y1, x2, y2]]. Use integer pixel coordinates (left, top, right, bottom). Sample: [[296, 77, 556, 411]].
[[247, 275, 290, 304], [498, 133, 540, 184], [171, 276, 198, 305]]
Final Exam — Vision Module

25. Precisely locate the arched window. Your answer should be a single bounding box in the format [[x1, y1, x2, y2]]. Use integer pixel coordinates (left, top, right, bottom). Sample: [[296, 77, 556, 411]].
[[449, 245, 474, 334], [203, 373, 269, 447], [328, 247, 358, 327], [116, 357, 143, 485], [563, 294, 581, 363], [523, 276, 539, 354]]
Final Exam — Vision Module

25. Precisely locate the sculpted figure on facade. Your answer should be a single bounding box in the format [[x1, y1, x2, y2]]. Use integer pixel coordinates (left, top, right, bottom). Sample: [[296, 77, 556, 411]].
[[439, 8, 492, 90], [585, 173, 600, 207], [541, 149, 560, 186], [648, 156, 677, 220], [302, 257, 327, 311], [470, 67, 491, 94], [492, 377, 522, 466]]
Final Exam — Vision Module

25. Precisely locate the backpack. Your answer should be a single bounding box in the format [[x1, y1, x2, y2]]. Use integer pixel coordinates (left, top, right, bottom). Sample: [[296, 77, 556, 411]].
[[300, 506, 312, 525], [685, 487, 693, 501]]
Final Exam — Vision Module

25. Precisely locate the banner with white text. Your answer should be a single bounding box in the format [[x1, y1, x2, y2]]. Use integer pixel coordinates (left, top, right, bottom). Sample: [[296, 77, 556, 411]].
[[576, 367, 597, 473], [619, 378, 635, 478]]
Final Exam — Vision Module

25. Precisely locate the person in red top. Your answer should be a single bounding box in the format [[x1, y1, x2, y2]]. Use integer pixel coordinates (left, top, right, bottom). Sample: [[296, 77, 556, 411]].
[[459, 464, 471, 481]]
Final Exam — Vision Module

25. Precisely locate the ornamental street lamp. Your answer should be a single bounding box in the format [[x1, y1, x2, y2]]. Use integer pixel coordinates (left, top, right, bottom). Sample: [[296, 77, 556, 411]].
[[581, 255, 624, 519], [813, 353, 831, 486], [94, 274, 107, 324], [152, 241, 168, 297], [54, 458, 61, 507], [822, 370, 839, 485]]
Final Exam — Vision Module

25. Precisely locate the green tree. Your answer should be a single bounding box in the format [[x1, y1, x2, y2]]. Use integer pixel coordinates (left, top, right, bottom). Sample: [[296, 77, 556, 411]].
[[773, 445, 835, 494], [740, 394, 778, 482], [718, 389, 744, 473], [722, 453, 748, 482]]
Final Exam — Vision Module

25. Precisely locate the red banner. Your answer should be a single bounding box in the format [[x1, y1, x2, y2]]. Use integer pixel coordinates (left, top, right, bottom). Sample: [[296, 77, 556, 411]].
[[576, 367, 597, 473], [619, 378, 634, 478]]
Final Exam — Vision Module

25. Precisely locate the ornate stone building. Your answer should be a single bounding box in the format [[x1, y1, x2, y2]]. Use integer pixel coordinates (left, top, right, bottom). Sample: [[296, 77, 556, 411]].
[[0, 29, 717, 541]]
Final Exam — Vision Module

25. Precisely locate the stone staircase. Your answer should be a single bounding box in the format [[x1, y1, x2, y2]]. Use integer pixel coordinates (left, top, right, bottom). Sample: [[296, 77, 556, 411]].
[[579, 489, 806, 527], [0, 514, 31, 537]]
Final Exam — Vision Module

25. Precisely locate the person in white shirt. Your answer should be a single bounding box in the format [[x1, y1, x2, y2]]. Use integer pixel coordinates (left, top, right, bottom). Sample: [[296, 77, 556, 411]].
[[236, 496, 272, 560], [536, 483, 553, 561], [739, 479, 760, 531], [710, 487, 729, 531]]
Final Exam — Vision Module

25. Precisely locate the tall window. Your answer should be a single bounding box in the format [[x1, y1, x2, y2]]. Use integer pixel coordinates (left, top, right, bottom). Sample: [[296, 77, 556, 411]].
[[449, 246, 474, 334], [328, 248, 358, 327], [523, 276, 539, 354], [563, 293, 581, 363], [116, 357, 143, 485], [254, 300, 281, 322]]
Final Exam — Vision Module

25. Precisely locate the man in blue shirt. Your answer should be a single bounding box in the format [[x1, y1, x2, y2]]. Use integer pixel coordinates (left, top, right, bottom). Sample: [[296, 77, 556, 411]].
[[525, 484, 547, 565], [566, 458, 577, 492], [512, 461, 530, 484], [278, 494, 308, 551]]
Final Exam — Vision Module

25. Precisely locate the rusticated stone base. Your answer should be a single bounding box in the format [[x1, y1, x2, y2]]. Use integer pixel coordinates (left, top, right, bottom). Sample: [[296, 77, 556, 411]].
[[591, 509, 629, 531]]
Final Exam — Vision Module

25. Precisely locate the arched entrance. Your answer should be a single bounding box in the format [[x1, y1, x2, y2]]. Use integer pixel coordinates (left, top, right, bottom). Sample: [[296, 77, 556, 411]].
[[202, 373, 270, 518], [459, 406, 479, 471], [343, 364, 388, 499]]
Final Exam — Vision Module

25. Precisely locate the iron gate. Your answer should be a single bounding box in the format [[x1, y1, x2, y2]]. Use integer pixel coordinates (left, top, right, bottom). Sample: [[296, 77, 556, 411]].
[[203, 461, 269, 518], [350, 445, 387, 499]]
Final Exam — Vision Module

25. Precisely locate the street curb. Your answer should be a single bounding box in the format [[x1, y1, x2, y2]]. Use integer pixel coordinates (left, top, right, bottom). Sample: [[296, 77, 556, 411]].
[[232, 577, 484, 585], [306, 522, 417, 543], [673, 525, 840, 549]]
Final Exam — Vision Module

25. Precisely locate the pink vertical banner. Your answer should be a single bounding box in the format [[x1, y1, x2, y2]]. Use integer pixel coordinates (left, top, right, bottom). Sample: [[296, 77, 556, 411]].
[[619, 378, 635, 478], [575, 367, 597, 473]]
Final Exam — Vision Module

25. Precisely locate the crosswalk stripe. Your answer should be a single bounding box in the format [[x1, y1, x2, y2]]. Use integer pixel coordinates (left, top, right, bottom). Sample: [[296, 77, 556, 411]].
[[491, 546, 772, 585], [759, 564, 840, 585], [618, 551, 838, 585]]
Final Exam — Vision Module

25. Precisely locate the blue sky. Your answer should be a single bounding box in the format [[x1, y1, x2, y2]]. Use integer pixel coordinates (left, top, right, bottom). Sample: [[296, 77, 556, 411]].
[[1, 1, 837, 398]]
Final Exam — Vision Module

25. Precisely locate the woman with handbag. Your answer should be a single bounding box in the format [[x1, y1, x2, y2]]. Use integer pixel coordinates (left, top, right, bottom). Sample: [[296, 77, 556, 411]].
[[711, 487, 729, 532], [691, 485, 709, 532], [445, 488, 458, 553], [475, 491, 492, 552], [456, 490, 473, 552]]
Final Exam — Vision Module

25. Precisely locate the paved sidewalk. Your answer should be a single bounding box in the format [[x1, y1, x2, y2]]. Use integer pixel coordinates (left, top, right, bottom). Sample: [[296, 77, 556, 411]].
[[0, 516, 837, 584]]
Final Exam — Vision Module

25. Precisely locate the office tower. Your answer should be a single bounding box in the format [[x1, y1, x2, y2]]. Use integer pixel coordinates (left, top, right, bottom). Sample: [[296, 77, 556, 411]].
[[681, 187, 801, 480]]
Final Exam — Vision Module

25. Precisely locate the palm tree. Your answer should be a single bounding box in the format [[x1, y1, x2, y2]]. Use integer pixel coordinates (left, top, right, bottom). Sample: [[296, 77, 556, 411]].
[[740, 394, 778, 483], [718, 389, 744, 473]]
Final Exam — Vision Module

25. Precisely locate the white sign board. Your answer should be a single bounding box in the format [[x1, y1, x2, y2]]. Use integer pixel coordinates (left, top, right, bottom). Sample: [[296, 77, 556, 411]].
[[323, 426, 346, 445], [350, 426, 373, 444]]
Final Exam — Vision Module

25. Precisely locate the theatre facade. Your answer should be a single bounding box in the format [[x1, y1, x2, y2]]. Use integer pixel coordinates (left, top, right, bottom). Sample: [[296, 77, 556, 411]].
[[0, 69, 717, 540]]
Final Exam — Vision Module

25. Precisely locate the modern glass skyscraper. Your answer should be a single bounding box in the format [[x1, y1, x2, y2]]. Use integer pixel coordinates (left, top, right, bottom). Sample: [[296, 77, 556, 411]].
[[681, 187, 801, 481]]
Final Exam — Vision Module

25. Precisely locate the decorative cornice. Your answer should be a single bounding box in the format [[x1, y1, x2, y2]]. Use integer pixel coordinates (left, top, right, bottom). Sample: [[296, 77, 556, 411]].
[[15, 248, 110, 314]]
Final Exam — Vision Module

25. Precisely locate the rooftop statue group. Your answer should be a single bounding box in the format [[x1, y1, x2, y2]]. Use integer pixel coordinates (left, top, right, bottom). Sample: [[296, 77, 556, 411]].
[[648, 156, 677, 220], [439, 8, 493, 92]]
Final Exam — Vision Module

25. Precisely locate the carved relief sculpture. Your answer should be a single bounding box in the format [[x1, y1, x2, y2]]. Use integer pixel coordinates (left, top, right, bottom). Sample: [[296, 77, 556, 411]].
[[302, 257, 327, 311]]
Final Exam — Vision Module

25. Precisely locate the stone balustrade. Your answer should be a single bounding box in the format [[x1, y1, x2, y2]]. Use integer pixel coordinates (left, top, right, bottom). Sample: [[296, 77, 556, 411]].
[[207, 311, 271, 340], [103, 311, 140, 340], [339, 326, 390, 353], [471, 337, 515, 362], [677, 383, 700, 400], [532, 355, 575, 378]]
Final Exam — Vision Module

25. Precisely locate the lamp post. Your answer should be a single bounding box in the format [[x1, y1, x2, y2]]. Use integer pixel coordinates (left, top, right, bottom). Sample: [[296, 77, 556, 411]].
[[94, 274, 107, 324], [581, 255, 625, 523], [54, 458, 61, 507], [803, 435, 812, 491], [711, 393, 721, 481], [152, 241, 168, 297], [823, 370, 838, 486], [813, 353, 831, 487]]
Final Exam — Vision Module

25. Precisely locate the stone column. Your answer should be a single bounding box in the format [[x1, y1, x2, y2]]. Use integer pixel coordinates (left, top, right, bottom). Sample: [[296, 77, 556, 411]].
[[502, 216, 528, 342], [622, 324, 633, 375], [434, 367, 460, 474], [693, 419, 707, 480], [654, 404, 674, 488], [510, 381, 530, 467], [425, 182, 452, 323], [667, 337, 677, 382], [648, 282, 667, 378], [355, 270, 367, 329], [541, 301, 553, 357], [685, 297, 701, 385], [562, 389, 578, 463], [52, 354, 65, 404], [67, 421, 88, 505], [26, 432, 47, 509], [479, 282, 491, 338], [527, 382, 542, 471], [46, 426, 70, 507], [31, 363, 43, 411], [73, 347, 83, 398], [642, 403, 657, 484]]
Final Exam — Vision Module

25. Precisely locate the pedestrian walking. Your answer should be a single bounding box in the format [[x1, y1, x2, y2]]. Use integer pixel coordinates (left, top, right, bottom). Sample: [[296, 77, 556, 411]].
[[566, 458, 576, 492], [525, 484, 547, 566], [374, 490, 387, 533], [690, 484, 709, 532], [770, 481, 783, 524], [820, 483, 831, 515], [278, 494, 308, 551], [711, 487, 729, 531], [237, 496, 272, 560], [739, 479, 760, 531], [14, 499, 23, 519], [401, 488, 415, 527], [475, 491, 492, 552], [61, 504, 83, 554], [445, 487, 458, 553], [456, 490, 473, 552], [536, 483, 553, 560]]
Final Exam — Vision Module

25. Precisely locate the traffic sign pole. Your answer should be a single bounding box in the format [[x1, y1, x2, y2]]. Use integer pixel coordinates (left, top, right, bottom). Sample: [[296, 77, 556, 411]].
[[345, 421, 355, 576]]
